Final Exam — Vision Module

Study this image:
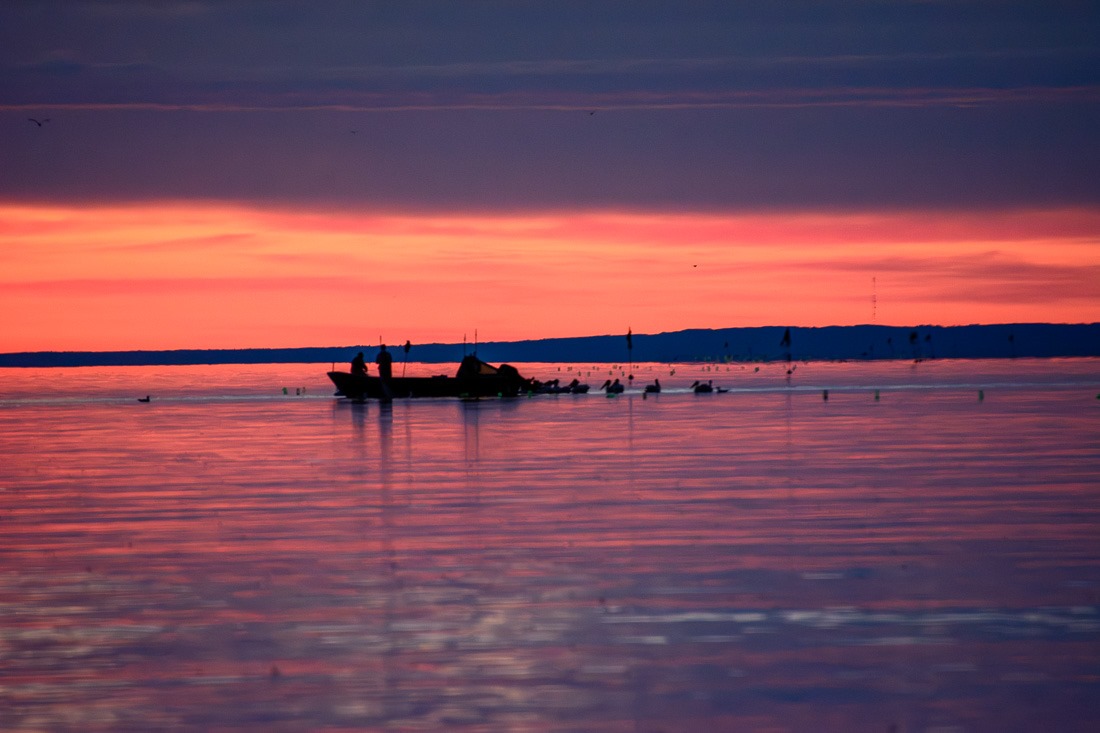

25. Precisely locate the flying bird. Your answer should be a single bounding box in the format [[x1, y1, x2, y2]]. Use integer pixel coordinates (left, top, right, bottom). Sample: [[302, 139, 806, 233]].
[[28, 118, 50, 127]]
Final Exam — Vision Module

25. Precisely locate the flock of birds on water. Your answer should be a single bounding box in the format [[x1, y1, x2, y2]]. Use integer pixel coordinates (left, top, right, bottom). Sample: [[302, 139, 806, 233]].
[[134, 377, 729, 403], [537, 376, 727, 398]]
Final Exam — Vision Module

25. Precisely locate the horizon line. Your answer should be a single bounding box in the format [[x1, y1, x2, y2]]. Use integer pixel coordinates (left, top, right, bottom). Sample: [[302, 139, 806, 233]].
[[3, 322, 1096, 359]]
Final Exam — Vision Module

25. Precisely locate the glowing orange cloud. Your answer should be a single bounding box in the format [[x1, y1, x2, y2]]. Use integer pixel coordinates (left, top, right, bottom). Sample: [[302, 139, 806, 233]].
[[1, 203, 1097, 352]]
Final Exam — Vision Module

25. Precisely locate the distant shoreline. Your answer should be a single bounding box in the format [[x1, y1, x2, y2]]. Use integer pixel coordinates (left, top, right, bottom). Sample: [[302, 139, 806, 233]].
[[2, 324, 1098, 368]]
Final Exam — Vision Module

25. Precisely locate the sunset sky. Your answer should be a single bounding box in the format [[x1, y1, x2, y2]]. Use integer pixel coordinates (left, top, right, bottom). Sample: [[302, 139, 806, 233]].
[[2, 1, 1098, 352]]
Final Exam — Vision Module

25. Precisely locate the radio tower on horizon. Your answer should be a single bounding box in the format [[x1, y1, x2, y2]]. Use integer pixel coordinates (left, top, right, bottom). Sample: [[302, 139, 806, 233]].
[[872, 276, 877, 324]]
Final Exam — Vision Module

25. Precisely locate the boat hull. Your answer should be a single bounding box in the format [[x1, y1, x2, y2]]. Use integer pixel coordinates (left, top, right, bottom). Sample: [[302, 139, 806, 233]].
[[328, 357, 534, 400]]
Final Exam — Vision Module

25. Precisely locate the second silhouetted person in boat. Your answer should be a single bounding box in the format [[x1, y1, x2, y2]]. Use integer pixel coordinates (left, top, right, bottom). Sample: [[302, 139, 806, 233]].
[[375, 345, 393, 381]]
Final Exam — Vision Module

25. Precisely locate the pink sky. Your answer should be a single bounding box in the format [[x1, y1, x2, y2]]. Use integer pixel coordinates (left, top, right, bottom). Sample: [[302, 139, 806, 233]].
[[4, 3, 1099, 354], [2, 203, 1096, 352]]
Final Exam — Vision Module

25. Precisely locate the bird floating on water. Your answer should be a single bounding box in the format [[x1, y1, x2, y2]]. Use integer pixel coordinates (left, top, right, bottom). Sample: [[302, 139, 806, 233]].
[[137, 395, 151, 403]]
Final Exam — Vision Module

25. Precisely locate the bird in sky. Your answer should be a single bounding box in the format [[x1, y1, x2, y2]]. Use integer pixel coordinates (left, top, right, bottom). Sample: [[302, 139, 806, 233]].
[[28, 118, 50, 126]]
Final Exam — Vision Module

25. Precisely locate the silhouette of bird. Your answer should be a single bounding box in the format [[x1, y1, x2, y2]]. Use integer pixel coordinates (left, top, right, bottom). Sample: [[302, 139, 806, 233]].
[[691, 380, 713, 393], [644, 379, 661, 394], [137, 395, 151, 403], [28, 118, 50, 127], [601, 378, 624, 394]]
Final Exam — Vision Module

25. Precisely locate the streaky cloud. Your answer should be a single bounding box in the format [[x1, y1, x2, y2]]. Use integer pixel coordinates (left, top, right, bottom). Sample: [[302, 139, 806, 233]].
[[5, 85, 1099, 113], [2, 275, 357, 296], [98, 232, 258, 253]]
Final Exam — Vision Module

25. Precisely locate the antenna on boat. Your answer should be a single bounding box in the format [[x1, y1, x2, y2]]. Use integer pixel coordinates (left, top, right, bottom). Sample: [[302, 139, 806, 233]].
[[626, 327, 633, 382], [474, 329, 478, 356]]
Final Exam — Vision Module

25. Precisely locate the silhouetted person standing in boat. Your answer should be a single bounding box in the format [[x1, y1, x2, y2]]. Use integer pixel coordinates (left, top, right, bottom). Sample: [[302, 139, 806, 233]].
[[351, 352, 367, 376], [375, 344, 393, 381]]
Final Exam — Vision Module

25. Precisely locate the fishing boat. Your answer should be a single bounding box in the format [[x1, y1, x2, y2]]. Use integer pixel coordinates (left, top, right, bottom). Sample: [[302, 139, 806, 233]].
[[328, 354, 537, 401]]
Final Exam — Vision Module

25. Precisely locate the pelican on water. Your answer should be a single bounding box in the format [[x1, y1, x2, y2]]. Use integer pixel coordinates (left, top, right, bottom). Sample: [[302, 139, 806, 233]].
[[601, 378, 624, 394]]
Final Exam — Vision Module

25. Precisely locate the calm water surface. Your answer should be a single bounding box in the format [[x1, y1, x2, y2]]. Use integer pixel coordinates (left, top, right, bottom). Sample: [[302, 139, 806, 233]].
[[1, 359, 1098, 732]]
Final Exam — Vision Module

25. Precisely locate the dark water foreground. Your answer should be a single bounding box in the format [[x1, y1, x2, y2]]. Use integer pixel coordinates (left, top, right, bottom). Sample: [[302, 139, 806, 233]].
[[1, 361, 1098, 731]]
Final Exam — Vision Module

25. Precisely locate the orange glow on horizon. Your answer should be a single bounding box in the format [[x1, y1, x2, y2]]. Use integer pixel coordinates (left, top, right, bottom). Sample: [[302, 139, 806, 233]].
[[1, 203, 1097, 352]]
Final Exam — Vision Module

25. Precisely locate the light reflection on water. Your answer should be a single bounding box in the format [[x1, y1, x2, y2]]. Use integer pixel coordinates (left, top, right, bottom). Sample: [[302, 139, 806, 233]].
[[1, 360, 1098, 731]]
